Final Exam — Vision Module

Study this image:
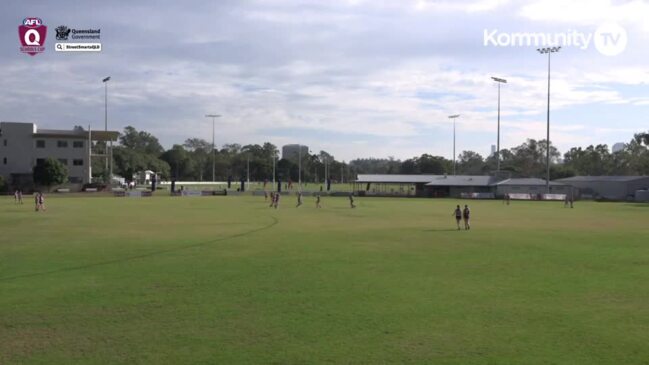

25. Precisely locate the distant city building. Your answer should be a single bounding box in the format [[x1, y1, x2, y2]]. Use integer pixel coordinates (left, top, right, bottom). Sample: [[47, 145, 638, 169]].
[[282, 144, 309, 163], [490, 145, 496, 156], [612, 142, 625, 153]]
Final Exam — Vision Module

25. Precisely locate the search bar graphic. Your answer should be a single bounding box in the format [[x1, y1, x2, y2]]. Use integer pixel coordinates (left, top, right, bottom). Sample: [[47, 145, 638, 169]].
[[55, 43, 101, 52]]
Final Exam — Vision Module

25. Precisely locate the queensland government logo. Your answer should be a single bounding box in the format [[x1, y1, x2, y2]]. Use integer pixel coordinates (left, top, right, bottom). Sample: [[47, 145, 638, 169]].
[[55, 25, 100, 40], [19, 17, 47, 56], [56, 25, 71, 40]]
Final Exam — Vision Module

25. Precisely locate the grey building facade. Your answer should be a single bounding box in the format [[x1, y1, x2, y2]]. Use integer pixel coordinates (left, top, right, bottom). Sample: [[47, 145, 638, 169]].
[[0, 121, 118, 189], [495, 178, 571, 197], [556, 176, 649, 201]]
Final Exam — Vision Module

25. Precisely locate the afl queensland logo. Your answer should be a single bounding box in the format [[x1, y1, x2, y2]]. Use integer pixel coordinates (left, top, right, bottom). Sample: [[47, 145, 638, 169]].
[[19, 17, 47, 56]]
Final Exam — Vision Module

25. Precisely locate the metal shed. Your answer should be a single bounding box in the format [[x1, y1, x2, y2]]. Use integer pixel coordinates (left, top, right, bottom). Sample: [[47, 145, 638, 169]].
[[424, 175, 500, 198], [556, 176, 649, 201]]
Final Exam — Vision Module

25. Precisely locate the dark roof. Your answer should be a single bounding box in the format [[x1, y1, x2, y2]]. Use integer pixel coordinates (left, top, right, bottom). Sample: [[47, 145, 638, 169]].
[[356, 174, 441, 183], [356, 174, 503, 186], [425, 175, 500, 186], [556, 176, 649, 183], [34, 129, 119, 141], [496, 178, 565, 186]]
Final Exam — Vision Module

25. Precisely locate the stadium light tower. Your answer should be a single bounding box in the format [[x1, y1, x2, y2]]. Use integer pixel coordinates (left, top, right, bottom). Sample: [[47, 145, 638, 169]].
[[102, 76, 111, 180], [448, 114, 460, 175], [537, 46, 560, 193], [272, 150, 276, 186], [205, 114, 221, 182], [491, 77, 507, 172]]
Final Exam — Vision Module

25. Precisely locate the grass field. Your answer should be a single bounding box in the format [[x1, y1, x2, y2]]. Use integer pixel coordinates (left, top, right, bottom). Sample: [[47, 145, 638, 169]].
[[1, 195, 648, 364]]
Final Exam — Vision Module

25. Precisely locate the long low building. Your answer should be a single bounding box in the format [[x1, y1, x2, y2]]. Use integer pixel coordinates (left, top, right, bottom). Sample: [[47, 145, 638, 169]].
[[0, 121, 119, 189], [495, 178, 572, 197], [356, 174, 503, 197], [355, 174, 586, 199], [556, 176, 649, 201]]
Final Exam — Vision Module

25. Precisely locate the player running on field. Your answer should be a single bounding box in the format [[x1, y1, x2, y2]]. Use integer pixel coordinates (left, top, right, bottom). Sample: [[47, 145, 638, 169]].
[[296, 192, 303, 207], [274, 192, 280, 209], [453, 205, 462, 230], [316, 194, 322, 208], [269, 192, 275, 207], [463, 205, 471, 230], [349, 193, 356, 208]]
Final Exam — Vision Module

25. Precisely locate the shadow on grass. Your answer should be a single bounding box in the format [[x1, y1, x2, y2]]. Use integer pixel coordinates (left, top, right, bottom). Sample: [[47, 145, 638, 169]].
[[423, 228, 461, 232], [0, 216, 279, 282]]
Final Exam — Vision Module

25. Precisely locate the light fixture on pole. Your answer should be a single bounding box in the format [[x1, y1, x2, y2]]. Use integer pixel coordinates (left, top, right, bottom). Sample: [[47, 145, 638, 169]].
[[205, 114, 221, 182], [102, 76, 111, 183], [537, 46, 560, 193], [448, 114, 460, 175], [491, 77, 507, 172]]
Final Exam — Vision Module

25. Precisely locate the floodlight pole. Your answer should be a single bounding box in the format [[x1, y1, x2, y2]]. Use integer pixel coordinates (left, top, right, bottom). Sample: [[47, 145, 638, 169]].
[[537, 47, 560, 193], [205, 114, 221, 182], [448, 115, 460, 175], [247, 154, 250, 185], [298, 145, 302, 189], [491, 77, 507, 172], [102, 76, 111, 182], [272, 152, 276, 186]]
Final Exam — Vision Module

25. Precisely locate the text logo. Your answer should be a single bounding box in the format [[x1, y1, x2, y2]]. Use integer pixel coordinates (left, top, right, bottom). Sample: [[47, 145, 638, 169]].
[[19, 17, 47, 56], [483, 23, 628, 56], [594, 23, 627, 56]]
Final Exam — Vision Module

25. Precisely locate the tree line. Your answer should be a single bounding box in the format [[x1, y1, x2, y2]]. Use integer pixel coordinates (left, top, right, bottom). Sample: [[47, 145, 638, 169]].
[[89, 126, 649, 183]]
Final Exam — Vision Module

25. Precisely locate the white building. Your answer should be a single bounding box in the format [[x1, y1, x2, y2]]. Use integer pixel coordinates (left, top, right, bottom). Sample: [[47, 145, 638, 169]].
[[0, 121, 118, 188]]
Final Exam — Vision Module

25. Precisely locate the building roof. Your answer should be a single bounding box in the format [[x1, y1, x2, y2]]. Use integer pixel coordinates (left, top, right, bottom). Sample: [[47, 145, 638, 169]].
[[496, 178, 565, 186], [556, 176, 649, 183], [356, 174, 503, 186], [34, 128, 119, 141], [425, 175, 500, 186], [356, 174, 442, 183]]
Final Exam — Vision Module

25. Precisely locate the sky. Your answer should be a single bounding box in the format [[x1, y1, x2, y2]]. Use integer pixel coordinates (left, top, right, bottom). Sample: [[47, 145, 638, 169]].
[[1, 0, 648, 161]]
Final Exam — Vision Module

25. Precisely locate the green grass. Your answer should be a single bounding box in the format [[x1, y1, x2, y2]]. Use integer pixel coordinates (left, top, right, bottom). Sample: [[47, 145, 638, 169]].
[[1, 195, 648, 364]]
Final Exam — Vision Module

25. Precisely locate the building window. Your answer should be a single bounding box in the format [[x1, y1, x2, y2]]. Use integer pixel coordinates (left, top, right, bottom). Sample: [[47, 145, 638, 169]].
[[36, 158, 45, 166], [36, 140, 45, 148], [58, 159, 68, 166], [69, 176, 82, 184], [73, 159, 84, 166], [73, 141, 84, 148], [57, 140, 68, 148], [2, 157, 6, 165]]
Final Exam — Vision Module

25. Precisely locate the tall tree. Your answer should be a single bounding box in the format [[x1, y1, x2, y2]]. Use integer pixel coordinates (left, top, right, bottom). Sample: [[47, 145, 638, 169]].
[[33, 158, 68, 191]]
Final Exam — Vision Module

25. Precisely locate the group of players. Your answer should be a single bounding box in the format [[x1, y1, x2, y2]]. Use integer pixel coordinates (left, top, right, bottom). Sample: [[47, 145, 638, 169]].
[[453, 205, 471, 230], [13, 189, 47, 212], [265, 191, 356, 209]]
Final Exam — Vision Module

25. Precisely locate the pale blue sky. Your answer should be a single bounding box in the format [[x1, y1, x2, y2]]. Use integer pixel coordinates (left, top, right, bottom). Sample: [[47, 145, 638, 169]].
[[1, 0, 648, 161]]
